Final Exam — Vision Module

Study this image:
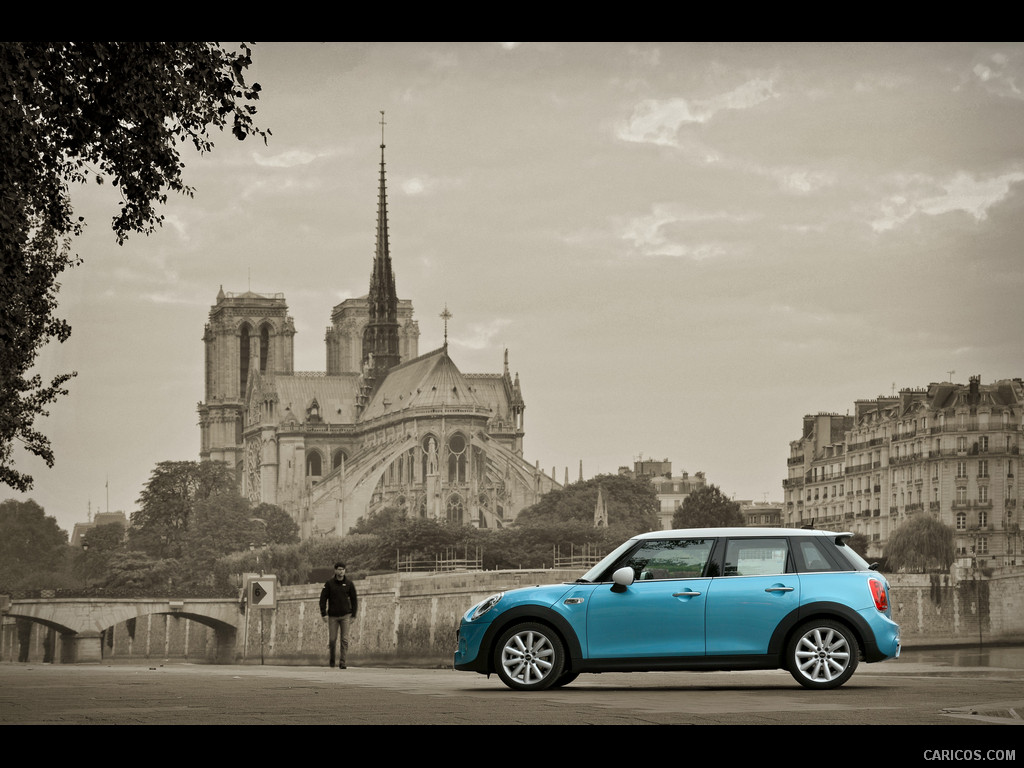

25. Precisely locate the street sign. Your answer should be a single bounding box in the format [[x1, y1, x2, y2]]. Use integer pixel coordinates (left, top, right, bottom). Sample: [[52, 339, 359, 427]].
[[247, 575, 277, 609]]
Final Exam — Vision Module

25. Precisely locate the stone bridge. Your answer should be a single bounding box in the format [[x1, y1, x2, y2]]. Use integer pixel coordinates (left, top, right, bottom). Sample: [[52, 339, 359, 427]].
[[1, 596, 240, 663]]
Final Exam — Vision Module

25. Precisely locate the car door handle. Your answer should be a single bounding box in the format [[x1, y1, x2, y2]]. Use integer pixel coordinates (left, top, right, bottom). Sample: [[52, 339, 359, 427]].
[[673, 591, 702, 597], [764, 586, 794, 593]]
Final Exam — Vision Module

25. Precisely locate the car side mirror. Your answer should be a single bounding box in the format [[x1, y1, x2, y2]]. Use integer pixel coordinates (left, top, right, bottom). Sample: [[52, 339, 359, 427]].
[[610, 566, 635, 592]]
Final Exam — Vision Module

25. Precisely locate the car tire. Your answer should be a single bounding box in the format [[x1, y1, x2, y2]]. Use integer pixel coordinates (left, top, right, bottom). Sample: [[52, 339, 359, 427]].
[[787, 619, 859, 690], [493, 622, 565, 691]]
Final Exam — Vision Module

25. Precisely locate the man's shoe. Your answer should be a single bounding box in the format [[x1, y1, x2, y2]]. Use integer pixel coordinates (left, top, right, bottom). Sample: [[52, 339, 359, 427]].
[[338, 664, 346, 669]]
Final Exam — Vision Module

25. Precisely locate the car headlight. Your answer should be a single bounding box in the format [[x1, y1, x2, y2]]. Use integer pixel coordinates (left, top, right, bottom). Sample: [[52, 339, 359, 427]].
[[470, 592, 504, 621]]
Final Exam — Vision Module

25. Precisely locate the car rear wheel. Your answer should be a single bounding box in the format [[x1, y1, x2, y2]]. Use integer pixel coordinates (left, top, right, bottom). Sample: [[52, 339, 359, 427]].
[[494, 622, 565, 691], [787, 619, 859, 690]]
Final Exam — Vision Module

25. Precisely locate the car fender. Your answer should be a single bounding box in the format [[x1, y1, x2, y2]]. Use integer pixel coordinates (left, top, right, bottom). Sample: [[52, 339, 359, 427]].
[[768, 601, 881, 661], [476, 604, 584, 674]]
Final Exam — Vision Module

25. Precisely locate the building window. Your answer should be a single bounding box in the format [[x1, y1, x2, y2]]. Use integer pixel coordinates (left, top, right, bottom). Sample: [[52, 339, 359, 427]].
[[447, 433, 467, 484], [446, 492, 465, 524], [306, 451, 322, 477], [956, 512, 966, 530]]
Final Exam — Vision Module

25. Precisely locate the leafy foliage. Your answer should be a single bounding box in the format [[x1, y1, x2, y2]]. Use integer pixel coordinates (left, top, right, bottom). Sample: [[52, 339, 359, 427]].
[[100, 551, 184, 591], [0, 498, 69, 588], [250, 502, 300, 546], [671, 484, 745, 529], [883, 515, 955, 573], [516, 473, 661, 534], [130, 460, 238, 558], [0, 42, 268, 492]]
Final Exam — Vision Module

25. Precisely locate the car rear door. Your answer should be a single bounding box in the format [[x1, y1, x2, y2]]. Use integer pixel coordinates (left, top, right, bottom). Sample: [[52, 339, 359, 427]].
[[704, 536, 800, 656]]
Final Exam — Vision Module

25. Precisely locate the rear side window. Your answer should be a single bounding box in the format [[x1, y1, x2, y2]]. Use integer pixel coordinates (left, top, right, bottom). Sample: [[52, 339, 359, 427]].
[[832, 539, 874, 571], [723, 538, 790, 576], [795, 539, 845, 572]]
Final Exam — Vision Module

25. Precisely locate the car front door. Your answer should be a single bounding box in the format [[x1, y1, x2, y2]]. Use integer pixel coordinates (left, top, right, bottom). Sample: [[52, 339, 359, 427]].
[[704, 537, 800, 656], [585, 538, 713, 659]]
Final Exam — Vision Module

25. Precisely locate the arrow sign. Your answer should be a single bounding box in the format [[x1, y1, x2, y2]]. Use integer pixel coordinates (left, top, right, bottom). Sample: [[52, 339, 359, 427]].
[[247, 575, 277, 609]]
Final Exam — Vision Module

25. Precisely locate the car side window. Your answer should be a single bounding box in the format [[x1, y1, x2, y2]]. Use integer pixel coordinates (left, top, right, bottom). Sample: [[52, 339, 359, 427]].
[[619, 539, 714, 580], [796, 539, 842, 572], [723, 538, 790, 576]]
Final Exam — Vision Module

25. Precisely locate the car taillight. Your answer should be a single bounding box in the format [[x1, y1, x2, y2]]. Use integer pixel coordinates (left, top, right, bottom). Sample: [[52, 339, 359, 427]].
[[869, 578, 889, 611]]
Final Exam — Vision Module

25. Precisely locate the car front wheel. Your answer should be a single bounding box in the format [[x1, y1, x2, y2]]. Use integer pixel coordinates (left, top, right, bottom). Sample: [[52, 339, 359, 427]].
[[493, 622, 565, 691], [787, 619, 859, 690]]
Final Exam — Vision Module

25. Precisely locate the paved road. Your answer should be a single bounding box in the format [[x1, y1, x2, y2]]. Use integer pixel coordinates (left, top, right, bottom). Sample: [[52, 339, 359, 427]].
[[2, 650, 1023, 746]]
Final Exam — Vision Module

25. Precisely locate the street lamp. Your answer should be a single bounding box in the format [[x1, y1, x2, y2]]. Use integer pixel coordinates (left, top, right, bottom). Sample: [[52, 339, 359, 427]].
[[81, 542, 89, 588]]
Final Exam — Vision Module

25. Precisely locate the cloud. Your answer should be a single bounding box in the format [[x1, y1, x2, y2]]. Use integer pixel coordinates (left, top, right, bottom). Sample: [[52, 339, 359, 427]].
[[618, 78, 778, 146], [253, 149, 318, 168], [617, 204, 743, 260], [400, 174, 461, 197], [450, 317, 513, 351], [872, 169, 1024, 232], [970, 51, 1024, 100]]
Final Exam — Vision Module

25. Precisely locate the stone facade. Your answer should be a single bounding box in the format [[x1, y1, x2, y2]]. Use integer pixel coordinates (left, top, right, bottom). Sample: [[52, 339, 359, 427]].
[[785, 376, 1023, 561]]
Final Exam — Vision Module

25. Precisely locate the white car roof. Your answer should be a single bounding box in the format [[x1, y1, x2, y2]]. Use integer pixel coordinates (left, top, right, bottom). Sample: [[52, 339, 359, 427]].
[[634, 527, 851, 540]]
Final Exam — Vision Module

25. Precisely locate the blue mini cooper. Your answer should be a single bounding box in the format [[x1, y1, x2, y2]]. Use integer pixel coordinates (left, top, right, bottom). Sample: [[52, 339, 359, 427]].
[[454, 527, 900, 690]]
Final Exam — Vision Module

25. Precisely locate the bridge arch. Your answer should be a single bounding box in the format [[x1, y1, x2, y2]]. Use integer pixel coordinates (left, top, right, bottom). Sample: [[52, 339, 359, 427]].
[[3, 598, 241, 664]]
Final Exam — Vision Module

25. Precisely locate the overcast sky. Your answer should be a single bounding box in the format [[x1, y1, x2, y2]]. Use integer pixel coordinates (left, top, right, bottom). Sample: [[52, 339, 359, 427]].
[[9, 42, 1024, 536]]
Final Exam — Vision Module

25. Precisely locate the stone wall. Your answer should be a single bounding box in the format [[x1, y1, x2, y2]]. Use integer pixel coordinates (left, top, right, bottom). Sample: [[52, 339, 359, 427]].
[[237, 569, 578, 666], [4, 568, 1023, 666], [888, 569, 1024, 646]]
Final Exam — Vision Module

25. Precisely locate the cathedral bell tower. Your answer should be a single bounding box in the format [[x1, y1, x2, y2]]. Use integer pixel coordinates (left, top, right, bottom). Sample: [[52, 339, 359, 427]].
[[198, 287, 295, 477]]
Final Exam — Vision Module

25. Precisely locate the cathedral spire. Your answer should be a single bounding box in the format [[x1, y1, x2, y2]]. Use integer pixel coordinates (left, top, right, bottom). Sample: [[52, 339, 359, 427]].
[[363, 111, 401, 381]]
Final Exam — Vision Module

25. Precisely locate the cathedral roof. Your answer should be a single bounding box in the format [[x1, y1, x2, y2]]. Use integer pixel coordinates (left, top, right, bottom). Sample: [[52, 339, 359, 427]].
[[360, 346, 489, 421], [464, 373, 516, 422], [268, 372, 363, 425]]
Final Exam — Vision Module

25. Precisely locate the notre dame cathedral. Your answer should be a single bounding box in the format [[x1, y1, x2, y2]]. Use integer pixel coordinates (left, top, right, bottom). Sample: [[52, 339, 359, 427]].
[[197, 127, 561, 539]]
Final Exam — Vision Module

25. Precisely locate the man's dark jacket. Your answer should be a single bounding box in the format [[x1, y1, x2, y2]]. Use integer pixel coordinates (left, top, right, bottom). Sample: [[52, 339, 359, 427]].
[[319, 576, 358, 618]]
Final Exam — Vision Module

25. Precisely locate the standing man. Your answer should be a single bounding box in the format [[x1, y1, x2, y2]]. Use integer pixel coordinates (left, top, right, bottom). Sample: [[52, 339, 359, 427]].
[[320, 562, 358, 668]]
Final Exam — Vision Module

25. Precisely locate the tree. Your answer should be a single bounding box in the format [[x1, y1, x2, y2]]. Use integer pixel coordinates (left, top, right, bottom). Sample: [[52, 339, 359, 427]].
[[0, 42, 269, 492], [516, 474, 661, 533], [100, 551, 183, 591], [184, 498, 298, 574], [0, 498, 69, 587], [250, 503, 300, 546], [884, 515, 955, 573], [82, 520, 126, 553], [671, 484, 745, 529], [130, 460, 238, 558]]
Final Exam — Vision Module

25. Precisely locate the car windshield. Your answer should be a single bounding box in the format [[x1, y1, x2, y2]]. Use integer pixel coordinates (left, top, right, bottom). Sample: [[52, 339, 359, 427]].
[[577, 538, 640, 582]]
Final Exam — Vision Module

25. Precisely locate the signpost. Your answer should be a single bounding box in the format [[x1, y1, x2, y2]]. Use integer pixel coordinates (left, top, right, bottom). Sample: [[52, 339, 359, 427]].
[[245, 575, 277, 664]]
